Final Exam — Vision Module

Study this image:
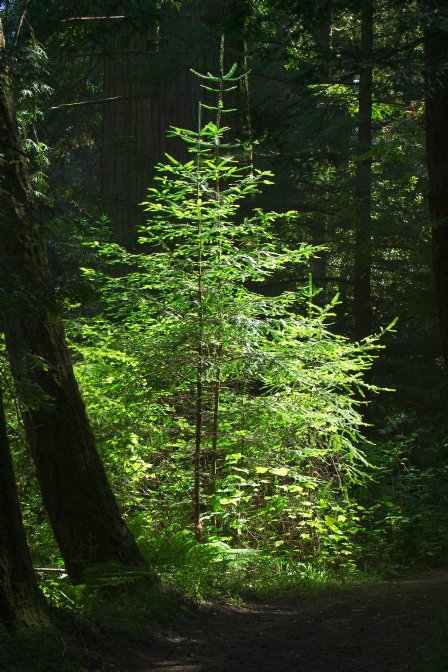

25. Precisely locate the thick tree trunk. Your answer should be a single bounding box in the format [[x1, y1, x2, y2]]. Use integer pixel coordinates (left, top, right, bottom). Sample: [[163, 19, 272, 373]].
[[422, 1, 448, 370], [101, 1, 202, 243], [0, 387, 51, 633], [0, 22, 154, 584], [101, 0, 245, 244], [354, 0, 373, 342]]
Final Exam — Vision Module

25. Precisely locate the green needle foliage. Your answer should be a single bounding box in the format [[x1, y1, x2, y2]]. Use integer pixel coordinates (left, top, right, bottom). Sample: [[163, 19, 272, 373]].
[[74, 38, 385, 567]]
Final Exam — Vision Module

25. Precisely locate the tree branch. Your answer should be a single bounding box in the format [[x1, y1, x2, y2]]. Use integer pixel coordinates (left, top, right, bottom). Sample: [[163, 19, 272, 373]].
[[49, 94, 155, 110], [12, 0, 31, 50], [60, 16, 126, 22]]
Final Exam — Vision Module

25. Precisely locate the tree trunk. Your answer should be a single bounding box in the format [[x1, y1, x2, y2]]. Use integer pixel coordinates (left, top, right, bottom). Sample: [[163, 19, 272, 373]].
[[0, 21, 154, 584], [101, 0, 245, 244], [422, 1, 448, 370], [354, 0, 374, 342], [0, 387, 51, 633], [101, 1, 202, 243], [311, 10, 332, 297]]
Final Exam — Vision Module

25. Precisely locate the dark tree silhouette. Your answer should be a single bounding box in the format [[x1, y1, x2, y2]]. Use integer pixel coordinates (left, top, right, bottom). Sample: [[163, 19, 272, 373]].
[[0, 19, 155, 584]]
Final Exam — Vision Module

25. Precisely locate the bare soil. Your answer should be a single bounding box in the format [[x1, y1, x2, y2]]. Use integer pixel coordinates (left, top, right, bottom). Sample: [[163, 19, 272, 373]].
[[104, 570, 448, 672]]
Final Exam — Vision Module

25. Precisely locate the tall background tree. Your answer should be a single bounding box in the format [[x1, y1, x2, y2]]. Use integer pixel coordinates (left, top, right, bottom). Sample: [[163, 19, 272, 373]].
[[101, 2, 202, 241], [422, 0, 448, 370], [353, 0, 373, 343]]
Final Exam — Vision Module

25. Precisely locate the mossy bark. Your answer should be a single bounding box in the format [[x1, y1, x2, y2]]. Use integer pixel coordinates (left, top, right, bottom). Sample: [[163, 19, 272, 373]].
[[0, 21, 155, 585], [0, 388, 51, 633]]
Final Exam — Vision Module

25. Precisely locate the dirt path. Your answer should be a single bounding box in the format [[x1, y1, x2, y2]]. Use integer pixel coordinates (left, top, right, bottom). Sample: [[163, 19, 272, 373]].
[[112, 570, 448, 672]]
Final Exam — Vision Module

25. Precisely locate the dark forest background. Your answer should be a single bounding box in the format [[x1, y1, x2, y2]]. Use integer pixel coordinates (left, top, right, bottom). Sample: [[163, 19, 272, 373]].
[[1, 0, 448, 659]]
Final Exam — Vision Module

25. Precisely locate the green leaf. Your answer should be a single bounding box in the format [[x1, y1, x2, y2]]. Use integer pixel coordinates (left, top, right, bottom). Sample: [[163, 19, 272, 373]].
[[271, 467, 289, 477]]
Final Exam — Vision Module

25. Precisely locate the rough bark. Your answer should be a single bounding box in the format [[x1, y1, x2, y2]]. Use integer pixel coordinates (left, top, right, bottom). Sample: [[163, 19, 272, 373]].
[[101, 0, 245, 244], [101, 1, 202, 243], [0, 387, 51, 633], [0, 21, 154, 584], [354, 0, 373, 342], [422, 1, 448, 370]]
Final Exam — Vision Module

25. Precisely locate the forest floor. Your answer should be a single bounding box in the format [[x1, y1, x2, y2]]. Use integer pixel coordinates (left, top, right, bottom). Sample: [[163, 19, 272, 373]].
[[91, 569, 448, 672]]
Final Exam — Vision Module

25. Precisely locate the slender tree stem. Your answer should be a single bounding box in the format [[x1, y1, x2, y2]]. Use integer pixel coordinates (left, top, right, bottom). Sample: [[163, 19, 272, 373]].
[[210, 346, 222, 493], [194, 101, 204, 541], [354, 0, 373, 344]]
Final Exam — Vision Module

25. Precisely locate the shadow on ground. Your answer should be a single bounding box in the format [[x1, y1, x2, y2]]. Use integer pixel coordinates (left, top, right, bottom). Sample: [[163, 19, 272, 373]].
[[106, 570, 448, 672]]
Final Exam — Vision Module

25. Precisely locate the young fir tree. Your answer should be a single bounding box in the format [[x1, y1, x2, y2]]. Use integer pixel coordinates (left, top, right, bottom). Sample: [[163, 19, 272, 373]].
[[80, 39, 384, 553]]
